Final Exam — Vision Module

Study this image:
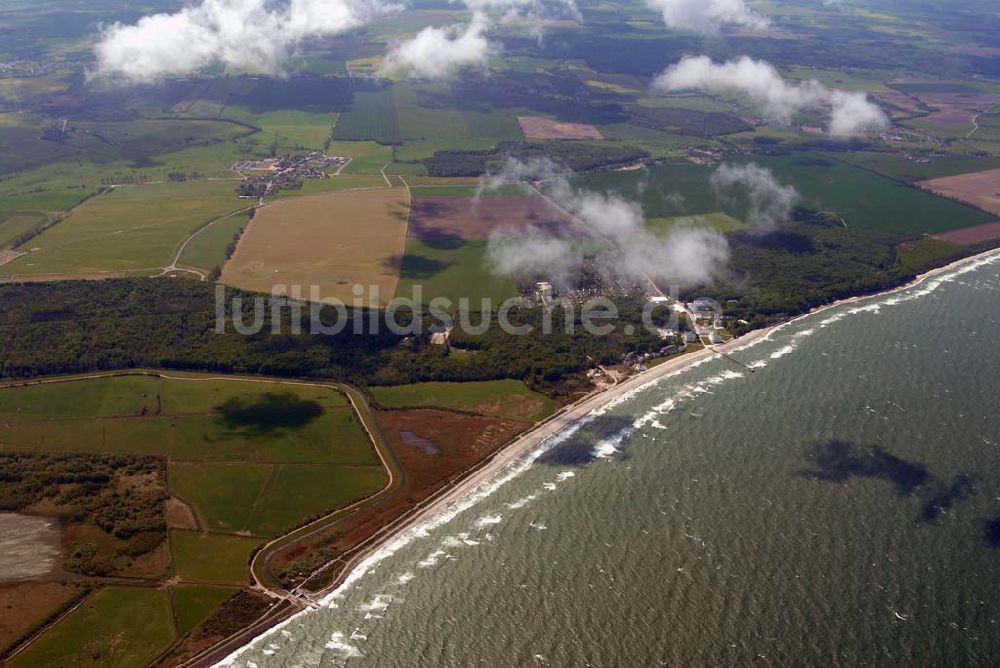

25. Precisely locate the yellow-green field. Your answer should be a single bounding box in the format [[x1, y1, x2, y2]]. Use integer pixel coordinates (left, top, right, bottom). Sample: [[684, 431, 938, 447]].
[[3, 181, 246, 277], [221, 187, 409, 305]]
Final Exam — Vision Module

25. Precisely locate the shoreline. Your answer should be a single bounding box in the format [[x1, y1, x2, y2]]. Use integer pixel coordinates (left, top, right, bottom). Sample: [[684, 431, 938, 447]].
[[212, 245, 1000, 666]]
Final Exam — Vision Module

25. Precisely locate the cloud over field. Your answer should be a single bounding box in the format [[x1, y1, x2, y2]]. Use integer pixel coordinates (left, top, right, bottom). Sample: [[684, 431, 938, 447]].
[[93, 0, 397, 82], [483, 158, 730, 288], [645, 0, 770, 33], [652, 55, 889, 136], [381, 13, 494, 78], [384, 0, 580, 79], [711, 163, 799, 230]]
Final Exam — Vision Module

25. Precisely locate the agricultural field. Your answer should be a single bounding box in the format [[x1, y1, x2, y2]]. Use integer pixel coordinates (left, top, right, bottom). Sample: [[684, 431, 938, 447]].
[[372, 379, 556, 421], [221, 187, 410, 305], [0, 375, 385, 537], [749, 154, 996, 234], [518, 116, 605, 140], [169, 531, 261, 584], [918, 168, 1000, 218], [177, 210, 253, 273], [0, 372, 389, 662], [0, 583, 86, 656], [647, 212, 748, 235], [576, 156, 996, 235], [2, 180, 246, 278], [263, 173, 389, 202], [326, 139, 394, 174], [394, 193, 580, 304], [396, 238, 519, 306], [0, 189, 91, 249], [171, 585, 240, 636], [834, 152, 1000, 182], [6, 587, 176, 668], [332, 88, 400, 143]]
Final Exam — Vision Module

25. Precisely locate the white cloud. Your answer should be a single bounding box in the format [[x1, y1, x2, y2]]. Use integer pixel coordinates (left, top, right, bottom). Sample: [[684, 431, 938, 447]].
[[828, 89, 890, 137], [483, 158, 730, 288], [652, 55, 889, 136], [711, 163, 799, 229], [461, 0, 580, 23], [93, 0, 397, 83], [381, 13, 494, 79], [487, 231, 582, 288], [645, 0, 770, 34]]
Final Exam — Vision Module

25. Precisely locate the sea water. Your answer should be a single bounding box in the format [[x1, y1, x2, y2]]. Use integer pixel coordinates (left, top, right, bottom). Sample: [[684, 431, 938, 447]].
[[229, 251, 1000, 666]]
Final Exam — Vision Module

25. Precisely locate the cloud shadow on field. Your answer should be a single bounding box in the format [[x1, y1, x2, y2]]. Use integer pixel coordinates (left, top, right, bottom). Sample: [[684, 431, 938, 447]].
[[215, 392, 324, 434], [537, 415, 635, 467], [396, 254, 453, 279]]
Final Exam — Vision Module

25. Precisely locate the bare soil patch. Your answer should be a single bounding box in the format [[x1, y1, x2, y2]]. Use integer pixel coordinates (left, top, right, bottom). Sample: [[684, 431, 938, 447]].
[[919, 169, 1000, 217], [165, 497, 199, 531], [518, 116, 604, 140], [915, 92, 1000, 129], [409, 195, 581, 241], [0, 582, 84, 656], [934, 220, 1000, 245]]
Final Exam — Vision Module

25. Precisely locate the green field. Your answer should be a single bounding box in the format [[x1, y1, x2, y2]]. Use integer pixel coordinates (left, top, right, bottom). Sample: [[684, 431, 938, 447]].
[[332, 89, 400, 142], [325, 140, 394, 174], [575, 155, 995, 235], [171, 585, 240, 636], [170, 530, 260, 583], [394, 82, 470, 140], [833, 152, 1000, 181], [8, 587, 176, 668], [407, 184, 526, 197], [749, 153, 996, 234], [647, 212, 748, 235], [3, 181, 245, 276], [0, 375, 386, 538], [177, 210, 251, 271], [263, 173, 390, 201], [372, 379, 556, 421], [395, 238, 519, 306], [0, 189, 91, 248]]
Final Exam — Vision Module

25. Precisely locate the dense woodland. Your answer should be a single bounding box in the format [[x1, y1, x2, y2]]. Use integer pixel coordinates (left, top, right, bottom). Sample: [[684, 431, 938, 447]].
[[683, 213, 974, 334]]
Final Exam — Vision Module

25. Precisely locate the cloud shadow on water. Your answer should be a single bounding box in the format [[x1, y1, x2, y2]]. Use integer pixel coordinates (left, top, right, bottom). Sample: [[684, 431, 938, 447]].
[[537, 415, 636, 467], [798, 440, 931, 496], [919, 474, 977, 523], [982, 518, 1000, 548]]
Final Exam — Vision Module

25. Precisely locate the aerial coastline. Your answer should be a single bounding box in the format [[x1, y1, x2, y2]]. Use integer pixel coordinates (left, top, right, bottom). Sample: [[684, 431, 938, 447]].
[[212, 244, 1000, 667]]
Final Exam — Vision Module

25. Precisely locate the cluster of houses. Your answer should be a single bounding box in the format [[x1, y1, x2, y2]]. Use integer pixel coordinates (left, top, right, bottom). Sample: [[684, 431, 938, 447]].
[[235, 152, 348, 200]]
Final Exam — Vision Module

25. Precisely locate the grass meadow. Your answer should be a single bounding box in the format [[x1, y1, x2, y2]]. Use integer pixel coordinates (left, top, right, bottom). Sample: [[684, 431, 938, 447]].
[[0, 375, 385, 538], [372, 380, 556, 421], [395, 238, 519, 306], [170, 585, 239, 636], [3, 181, 245, 276], [8, 587, 176, 668]]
